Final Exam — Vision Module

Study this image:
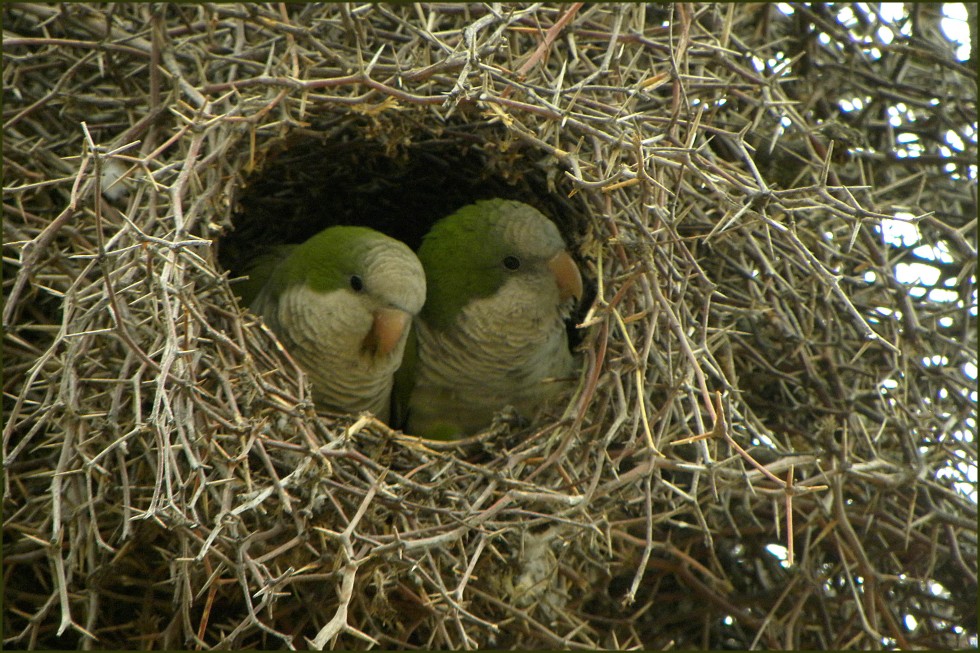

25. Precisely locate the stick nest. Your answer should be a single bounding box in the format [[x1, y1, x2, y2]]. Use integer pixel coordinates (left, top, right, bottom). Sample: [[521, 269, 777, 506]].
[[4, 3, 976, 649]]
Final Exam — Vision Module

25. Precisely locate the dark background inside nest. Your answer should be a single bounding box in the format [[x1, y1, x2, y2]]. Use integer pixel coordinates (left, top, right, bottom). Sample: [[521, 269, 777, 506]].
[[217, 124, 589, 274]]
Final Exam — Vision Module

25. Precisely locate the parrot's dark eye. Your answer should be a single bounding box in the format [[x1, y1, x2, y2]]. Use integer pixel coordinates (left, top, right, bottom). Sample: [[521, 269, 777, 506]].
[[503, 255, 521, 271], [349, 275, 364, 292]]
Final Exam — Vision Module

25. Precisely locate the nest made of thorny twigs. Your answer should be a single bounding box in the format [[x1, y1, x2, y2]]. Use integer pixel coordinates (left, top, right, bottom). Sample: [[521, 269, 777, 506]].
[[3, 3, 977, 650]]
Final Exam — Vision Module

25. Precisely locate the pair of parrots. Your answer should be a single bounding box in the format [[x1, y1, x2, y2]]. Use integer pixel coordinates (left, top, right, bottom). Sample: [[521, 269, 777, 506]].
[[234, 198, 583, 439]]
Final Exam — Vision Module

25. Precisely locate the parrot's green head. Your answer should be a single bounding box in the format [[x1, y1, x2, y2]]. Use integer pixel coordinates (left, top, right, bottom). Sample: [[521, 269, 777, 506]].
[[416, 199, 583, 330], [293, 226, 425, 355], [250, 225, 426, 358], [283, 226, 422, 302]]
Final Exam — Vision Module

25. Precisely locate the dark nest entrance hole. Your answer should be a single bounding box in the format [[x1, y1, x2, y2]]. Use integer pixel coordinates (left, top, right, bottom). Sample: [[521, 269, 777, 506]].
[[217, 119, 591, 292]]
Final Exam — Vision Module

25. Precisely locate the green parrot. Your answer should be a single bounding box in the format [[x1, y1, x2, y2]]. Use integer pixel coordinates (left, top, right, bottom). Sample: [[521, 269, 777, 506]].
[[400, 199, 584, 439], [235, 226, 426, 424]]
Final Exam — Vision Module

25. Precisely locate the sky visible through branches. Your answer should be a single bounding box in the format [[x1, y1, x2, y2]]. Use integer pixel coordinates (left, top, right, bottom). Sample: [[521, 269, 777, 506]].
[[756, 3, 976, 639]]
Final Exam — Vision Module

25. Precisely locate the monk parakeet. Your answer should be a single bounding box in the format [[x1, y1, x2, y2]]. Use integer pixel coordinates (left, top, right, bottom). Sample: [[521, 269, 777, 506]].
[[400, 199, 584, 439], [235, 226, 426, 424]]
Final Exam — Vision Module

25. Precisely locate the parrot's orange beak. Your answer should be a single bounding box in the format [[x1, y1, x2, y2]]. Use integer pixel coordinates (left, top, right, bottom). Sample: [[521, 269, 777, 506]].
[[364, 307, 411, 357], [548, 250, 583, 303]]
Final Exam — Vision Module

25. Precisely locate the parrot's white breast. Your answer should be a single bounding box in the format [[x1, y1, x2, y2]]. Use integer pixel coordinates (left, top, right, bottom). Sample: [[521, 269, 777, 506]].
[[256, 283, 407, 421], [409, 274, 576, 435]]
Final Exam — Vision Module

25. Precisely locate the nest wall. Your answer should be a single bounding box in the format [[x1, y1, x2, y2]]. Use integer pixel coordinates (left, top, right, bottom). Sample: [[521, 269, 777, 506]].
[[3, 3, 976, 650]]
